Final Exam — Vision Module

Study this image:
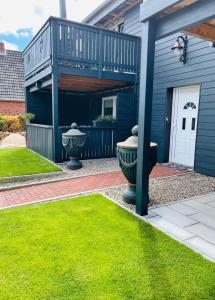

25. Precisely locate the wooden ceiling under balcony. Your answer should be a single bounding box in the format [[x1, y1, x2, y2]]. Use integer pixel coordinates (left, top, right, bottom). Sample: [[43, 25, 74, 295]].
[[56, 74, 132, 93], [44, 74, 132, 93]]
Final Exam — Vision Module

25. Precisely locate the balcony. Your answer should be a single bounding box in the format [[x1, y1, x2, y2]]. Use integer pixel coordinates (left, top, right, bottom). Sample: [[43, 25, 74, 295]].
[[23, 17, 141, 90]]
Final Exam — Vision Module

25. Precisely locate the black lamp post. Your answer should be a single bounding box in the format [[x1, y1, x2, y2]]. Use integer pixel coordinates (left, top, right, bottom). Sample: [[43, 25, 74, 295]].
[[171, 35, 188, 64]]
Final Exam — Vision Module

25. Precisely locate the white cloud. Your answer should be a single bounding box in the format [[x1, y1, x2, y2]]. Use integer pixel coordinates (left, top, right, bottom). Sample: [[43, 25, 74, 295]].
[[0, 0, 105, 36], [2, 40, 19, 51]]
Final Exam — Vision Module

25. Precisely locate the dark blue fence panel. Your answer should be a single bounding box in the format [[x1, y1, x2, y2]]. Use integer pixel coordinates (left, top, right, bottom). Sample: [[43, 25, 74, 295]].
[[59, 126, 117, 160], [26, 124, 54, 161], [23, 21, 51, 78]]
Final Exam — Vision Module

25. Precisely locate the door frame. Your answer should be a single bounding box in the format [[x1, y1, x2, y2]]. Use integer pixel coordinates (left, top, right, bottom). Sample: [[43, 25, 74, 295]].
[[169, 85, 200, 166]]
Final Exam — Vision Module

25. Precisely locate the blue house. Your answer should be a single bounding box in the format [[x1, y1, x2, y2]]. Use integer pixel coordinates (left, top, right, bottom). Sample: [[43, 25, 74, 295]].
[[24, 0, 215, 213], [23, 12, 140, 163], [84, 0, 215, 177]]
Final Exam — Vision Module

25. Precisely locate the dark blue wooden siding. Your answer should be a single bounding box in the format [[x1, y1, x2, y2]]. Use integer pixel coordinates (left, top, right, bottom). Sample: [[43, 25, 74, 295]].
[[124, 4, 215, 176]]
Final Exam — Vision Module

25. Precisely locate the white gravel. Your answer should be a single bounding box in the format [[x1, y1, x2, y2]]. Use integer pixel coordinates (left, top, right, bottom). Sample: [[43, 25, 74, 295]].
[[102, 172, 215, 210], [59, 157, 120, 177]]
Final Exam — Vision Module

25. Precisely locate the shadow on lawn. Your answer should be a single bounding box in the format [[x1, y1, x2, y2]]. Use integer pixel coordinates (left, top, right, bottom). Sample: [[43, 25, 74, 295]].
[[138, 221, 178, 299]]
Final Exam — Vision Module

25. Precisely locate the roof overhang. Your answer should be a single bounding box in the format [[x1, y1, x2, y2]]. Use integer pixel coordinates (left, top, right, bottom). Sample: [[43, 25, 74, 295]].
[[83, 0, 141, 27], [140, 0, 215, 42]]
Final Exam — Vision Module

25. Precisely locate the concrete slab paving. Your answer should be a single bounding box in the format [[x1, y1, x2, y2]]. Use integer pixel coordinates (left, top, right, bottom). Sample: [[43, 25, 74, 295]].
[[182, 200, 215, 217], [198, 194, 215, 203], [146, 215, 195, 241], [152, 206, 198, 227], [190, 212, 215, 230], [186, 223, 215, 245], [207, 201, 215, 208], [147, 194, 215, 262], [167, 202, 197, 216], [185, 237, 215, 261]]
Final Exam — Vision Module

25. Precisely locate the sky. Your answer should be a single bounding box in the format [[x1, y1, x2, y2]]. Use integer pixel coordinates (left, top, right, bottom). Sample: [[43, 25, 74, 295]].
[[0, 0, 105, 51]]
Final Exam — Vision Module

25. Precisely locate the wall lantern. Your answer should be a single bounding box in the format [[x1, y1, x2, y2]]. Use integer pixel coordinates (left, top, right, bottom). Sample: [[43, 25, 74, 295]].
[[171, 35, 188, 64]]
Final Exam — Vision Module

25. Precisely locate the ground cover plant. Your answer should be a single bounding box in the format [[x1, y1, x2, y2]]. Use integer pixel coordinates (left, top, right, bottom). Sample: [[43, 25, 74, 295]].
[[0, 194, 214, 299], [0, 148, 61, 177]]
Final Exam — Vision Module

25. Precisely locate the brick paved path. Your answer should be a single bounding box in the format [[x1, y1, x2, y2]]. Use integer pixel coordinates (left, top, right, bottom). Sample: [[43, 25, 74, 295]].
[[0, 165, 187, 209]]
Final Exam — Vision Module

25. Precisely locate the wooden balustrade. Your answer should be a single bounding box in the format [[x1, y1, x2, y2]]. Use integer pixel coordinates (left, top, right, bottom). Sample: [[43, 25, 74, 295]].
[[23, 17, 140, 80]]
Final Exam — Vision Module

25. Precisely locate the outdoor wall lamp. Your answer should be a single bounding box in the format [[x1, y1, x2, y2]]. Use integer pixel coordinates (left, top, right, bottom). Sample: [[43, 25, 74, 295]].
[[171, 35, 188, 64]]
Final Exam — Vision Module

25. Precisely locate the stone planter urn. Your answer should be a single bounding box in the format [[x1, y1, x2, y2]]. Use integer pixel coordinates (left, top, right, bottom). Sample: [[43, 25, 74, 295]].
[[117, 125, 157, 204], [62, 123, 86, 170]]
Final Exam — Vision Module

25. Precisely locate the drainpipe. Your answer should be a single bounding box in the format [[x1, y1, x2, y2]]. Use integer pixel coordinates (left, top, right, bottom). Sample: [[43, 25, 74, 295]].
[[59, 0, 67, 19]]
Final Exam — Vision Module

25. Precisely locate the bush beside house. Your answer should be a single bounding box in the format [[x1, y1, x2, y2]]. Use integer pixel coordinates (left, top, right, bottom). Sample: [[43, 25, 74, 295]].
[[0, 114, 35, 140]]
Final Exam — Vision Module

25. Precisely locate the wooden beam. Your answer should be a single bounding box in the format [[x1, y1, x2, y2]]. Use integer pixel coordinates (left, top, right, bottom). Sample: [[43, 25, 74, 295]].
[[156, 0, 215, 40], [83, 0, 129, 25], [140, 0, 182, 22], [29, 78, 52, 93], [136, 20, 156, 216], [24, 66, 52, 87], [184, 23, 215, 42]]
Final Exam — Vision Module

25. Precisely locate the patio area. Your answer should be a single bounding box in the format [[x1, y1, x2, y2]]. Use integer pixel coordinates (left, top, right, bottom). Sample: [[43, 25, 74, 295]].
[[148, 194, 215, 262]]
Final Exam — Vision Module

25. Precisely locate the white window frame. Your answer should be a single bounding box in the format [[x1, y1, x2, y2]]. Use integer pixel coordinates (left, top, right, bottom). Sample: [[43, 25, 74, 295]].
[[102, 96, 117, 119], [111, 20, 124, 33]]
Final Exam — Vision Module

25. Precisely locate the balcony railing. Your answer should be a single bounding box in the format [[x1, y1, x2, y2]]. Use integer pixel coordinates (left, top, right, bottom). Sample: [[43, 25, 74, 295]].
[[23, 17, 141, 81]]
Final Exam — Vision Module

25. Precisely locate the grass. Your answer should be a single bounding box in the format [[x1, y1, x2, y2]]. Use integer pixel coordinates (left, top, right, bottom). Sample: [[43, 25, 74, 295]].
[[0, 148, 61, 178], [0, 195, 215, 299]]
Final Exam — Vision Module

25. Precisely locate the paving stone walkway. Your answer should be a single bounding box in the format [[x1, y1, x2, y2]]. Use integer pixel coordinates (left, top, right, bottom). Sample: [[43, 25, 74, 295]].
[[145, 193, 215, 262], [0, 165, 185, 209], [0, 133, 26, 148]]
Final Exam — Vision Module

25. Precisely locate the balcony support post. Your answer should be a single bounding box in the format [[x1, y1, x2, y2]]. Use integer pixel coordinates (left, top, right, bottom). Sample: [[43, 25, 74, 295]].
[[52, 71, 61, 163], [51, 19, 61, 163], [98, 30, 104, 79], [136, 19, 156, 216]]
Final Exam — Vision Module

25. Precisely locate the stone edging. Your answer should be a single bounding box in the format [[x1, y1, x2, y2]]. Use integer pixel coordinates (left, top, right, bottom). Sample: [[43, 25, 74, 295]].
[[0, 171, 65, 185]]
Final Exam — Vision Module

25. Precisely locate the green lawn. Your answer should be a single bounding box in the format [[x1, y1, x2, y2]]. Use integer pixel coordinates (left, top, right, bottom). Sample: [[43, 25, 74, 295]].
[[0, 148, 61, 177], [0, 195, 215, 299]]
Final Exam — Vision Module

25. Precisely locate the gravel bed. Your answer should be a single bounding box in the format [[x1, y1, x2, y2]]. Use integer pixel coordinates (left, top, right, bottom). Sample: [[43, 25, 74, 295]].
[[0, 158, 120, 190], [102, 172, 215, 211], [59, 157, 120, 176]]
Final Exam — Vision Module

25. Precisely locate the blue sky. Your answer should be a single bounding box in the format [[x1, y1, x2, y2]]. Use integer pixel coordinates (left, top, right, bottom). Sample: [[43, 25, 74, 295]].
[[0, 0, 104, 51]]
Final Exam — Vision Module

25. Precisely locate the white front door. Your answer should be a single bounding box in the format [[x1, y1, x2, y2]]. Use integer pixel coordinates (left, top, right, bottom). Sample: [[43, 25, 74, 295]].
[[170, 85, 200, 167]]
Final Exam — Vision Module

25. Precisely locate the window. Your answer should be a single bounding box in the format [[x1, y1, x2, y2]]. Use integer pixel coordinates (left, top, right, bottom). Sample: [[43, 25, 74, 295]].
[[191, 118, 196, 130], [102, 96, 117, 118], [111, 21, 124, 33], [183, 102, 196, 109], [182, 118, 186, 130], [117, 22, 124, 33]]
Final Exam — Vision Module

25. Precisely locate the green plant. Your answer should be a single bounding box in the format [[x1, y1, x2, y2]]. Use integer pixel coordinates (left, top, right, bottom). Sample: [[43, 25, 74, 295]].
[[18, 113, 35, 131], [96, 115, 116, 122], [0, 115, 4, 131], [25, 113, 35, 121]]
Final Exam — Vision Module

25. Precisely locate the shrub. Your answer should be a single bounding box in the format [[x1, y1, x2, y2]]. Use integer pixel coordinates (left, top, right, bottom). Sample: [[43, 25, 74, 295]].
[[18, 113, 35, 131], [3, 116, 20, 132], [0, 115, 4, 131], [96, 115, 116, 122], [0, 113, 35, 133]]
